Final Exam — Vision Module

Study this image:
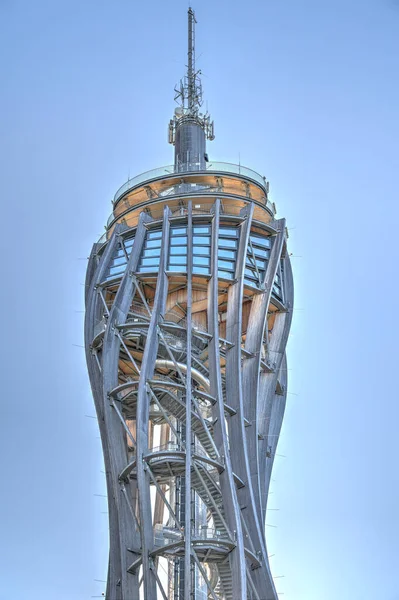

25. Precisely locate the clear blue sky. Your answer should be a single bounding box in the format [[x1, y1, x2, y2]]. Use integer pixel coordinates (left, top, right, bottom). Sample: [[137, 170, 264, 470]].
[[1, 0, 398, 598]]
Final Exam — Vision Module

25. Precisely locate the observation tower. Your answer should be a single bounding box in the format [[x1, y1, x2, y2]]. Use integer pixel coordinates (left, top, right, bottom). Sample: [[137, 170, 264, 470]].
[[85, 8, 293, 600]]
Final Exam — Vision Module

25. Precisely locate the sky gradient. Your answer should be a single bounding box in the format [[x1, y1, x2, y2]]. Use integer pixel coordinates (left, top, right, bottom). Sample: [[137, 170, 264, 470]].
[[1, 0, 399, 598]]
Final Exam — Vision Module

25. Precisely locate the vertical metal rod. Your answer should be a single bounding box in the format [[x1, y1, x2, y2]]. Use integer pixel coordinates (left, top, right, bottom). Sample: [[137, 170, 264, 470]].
[[152, 568, 169, 600], [117, 331, 141, 375], [146, 465, 181, 528], [184, 200, 193, 600], [188, 8, 195, 112], [192, 552, 218, 600], [110, 400, 136, 448]]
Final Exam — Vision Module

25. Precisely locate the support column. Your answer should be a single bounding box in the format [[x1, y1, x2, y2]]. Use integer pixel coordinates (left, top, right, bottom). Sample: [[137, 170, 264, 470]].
[[184, 201, 193, 600], [242, 219, 286, 520], [101, 214, 149, 600], [136, 206, 171, 600], [207, 198, 247, 599], [85, 225, 127, 599]]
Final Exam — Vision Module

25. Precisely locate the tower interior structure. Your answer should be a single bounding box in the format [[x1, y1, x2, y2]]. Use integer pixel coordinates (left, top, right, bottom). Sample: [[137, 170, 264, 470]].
[[85, 8, 293, 600]]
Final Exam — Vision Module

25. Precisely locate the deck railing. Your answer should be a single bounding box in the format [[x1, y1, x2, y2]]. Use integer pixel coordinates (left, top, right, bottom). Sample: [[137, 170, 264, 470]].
[[113, 161, 268, 204]]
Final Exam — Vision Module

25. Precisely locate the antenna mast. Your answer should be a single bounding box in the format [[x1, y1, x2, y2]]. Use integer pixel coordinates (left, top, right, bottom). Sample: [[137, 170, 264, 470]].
[[187, 7, 196, 113], [168, 7, 214, 170]]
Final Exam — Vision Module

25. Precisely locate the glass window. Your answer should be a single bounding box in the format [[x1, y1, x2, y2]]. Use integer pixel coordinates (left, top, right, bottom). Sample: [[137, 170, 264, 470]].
[[219, 227, 238, 237], [251, 247, 269, 259], [193, 246, 210, 256], [109, 265, 126, 276], [250, 235, 271, 248], [140, 266, 159, 273], [168, 265, 185, 272], [193, 266, 210, 275], [124, 238, 135, 248], [142, 248, 160, 258], [169, 245, 187, 256], [145, 239, 162, 249], [218, 238, 237, 249], [111, 256, 127, 267], [114, 248, 127, 259], [169, 255, 187, 266], [218, 249, 236, 260], [193, 226, 210, 234], [193, 236, 210, 245], [141, 257, 160, 267], [171, 236, 188, 246], [218, 270, 234, 279], [193, 256, 210, 267], [218, 259, 235, 271], [244, 278, 257, 288], [252, 258, 267, 269], [245, 268, 258, 280], [171, 227, 187, 236], [147, 230, 162, 240]]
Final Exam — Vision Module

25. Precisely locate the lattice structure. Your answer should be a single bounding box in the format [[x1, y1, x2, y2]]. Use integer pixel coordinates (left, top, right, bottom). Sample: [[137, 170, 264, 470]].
[[85, 8, 293, 600]]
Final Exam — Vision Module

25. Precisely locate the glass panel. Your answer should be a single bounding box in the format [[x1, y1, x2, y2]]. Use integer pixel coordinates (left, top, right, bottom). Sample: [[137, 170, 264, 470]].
[[171, 236, 188, 246], [114, 248, 127, 259], [219, 227, 238, 237], [193, 236, 210, 245], [142, 248, 161, 258], [193, 256, 210, 267], [218, 270, 234, 279], [218, 239, 237, 249], [169, 245, 187, 256], [218, 259, 235, 270], [193, 246, 210, 256], [217, 249, 235, 259], [169, 256, 187, 265], [146, 229, 162, 240], [141, 257, 160, 266], [193, 266, 210, 275], [124, 238, 135, 247], [145, 239, 162, 249], [168, 265, 185, 272], [139, 266, 159, 273], [171, 227, 187, 236], [193, 226, 210, 234], [252, 258, 266, 269], [250, 235, 271, 248], [244, 278, 258, 288], [147, 230, 162, 240], [245, 268, 259, 280], [109, 265, 125, 276], [251, 247, 269, 259], [111, 256, 127, 267]]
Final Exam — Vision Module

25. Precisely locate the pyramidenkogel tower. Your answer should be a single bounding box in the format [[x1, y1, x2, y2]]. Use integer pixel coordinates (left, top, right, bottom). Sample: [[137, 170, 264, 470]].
[[85, 8, 293, 599]]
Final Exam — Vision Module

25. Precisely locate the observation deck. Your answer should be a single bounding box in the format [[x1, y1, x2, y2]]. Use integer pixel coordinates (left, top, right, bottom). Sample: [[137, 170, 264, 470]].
[[104, 162, 276, 240]]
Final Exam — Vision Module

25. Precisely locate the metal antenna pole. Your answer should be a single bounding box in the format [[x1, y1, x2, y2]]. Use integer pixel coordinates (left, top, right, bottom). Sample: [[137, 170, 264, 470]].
[[187, 7, 196, 113]]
